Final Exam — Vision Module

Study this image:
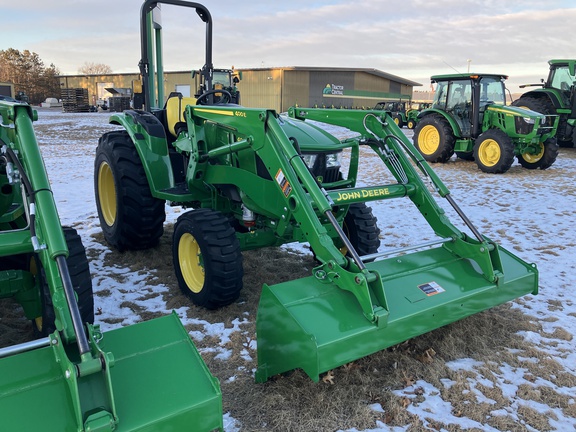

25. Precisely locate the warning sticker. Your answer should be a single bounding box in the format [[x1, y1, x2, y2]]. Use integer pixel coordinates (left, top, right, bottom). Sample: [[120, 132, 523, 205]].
[[417, 281, 446, 296], [275, 169, 292, 197]]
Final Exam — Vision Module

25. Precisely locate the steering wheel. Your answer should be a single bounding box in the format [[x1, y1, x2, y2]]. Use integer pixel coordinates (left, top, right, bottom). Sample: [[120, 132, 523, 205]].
[[196, 89, 232, 105]]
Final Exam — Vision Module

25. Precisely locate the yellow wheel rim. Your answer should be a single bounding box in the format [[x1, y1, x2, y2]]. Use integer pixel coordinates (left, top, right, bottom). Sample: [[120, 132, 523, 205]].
[[419, 125, 440, 155], [522, 143, 544, 163], [178, 233, 204, 293], [98, 162, 117, 227], [478, 139, 501, 167], [394, 117, 400, 125], [34, 317, 43, 332]]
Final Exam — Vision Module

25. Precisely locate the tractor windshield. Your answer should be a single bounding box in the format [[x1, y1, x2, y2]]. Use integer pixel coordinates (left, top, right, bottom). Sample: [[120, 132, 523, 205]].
[[432, 79, 471, 110], [479, 76, 506, 108], [213, 71, 232, 88], [549, 65, 576, 92]]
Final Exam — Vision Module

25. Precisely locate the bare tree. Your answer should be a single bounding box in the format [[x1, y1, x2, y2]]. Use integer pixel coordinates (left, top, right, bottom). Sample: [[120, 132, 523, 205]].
[[78, 62, 113, 75]]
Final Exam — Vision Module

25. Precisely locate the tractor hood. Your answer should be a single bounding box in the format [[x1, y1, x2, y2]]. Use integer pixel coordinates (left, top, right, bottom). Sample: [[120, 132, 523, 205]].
[[486, 104, 546, 121], [278, 114, 343, 152]]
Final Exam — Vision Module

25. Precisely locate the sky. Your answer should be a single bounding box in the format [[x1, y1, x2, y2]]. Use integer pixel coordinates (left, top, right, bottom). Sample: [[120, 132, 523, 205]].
[[1, 0, 576, 93]]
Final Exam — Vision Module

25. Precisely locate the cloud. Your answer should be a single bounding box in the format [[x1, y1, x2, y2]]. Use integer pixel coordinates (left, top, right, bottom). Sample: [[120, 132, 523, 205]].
[[2, 1, 575, 92]]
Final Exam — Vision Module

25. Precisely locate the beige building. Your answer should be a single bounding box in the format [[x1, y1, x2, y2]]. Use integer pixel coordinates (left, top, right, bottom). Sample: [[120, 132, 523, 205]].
[[58, 67, 421, 112]]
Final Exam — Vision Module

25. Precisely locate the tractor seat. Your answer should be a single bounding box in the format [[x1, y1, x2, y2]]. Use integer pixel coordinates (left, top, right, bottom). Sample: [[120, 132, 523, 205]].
[[166, 95, 197, 136]]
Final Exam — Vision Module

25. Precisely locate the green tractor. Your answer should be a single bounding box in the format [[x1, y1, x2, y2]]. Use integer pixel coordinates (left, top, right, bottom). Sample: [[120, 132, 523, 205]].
[[0, 89, 222, 428], [95, 0, 538, 383], [193, 67, 241, 104], [374, 100, 409, 127], [513, 59, 576, 148], [405, 101, 431, 129], [413, 73, 559, 174]]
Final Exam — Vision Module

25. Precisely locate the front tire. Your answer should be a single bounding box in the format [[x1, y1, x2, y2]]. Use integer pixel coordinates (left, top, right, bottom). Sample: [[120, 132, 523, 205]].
[[342, 203, 381, 257], [517, 138, 559, 170], [94, 131, 166, 251], [173, 209, 243, 309], [413, 115, 455, 163], [33, 227, 94, 336], [473, 129, 515, 174], [455, 151, 474, 161]]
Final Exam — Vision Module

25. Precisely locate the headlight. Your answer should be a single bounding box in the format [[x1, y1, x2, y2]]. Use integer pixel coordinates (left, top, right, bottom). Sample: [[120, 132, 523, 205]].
[[326, 152, 342, 168], [522, 117, 535, 124], [301, 154, 317, 168], [515, 116, 536, 134]]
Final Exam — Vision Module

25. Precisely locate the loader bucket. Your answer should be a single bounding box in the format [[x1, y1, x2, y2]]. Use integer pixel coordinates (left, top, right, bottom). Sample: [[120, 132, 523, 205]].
[[0, 312, 223, 431], [255, 244, 537, 383]]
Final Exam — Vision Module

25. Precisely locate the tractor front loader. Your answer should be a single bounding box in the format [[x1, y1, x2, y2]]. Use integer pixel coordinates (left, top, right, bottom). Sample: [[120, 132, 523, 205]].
[[0, 100, 222, 430]]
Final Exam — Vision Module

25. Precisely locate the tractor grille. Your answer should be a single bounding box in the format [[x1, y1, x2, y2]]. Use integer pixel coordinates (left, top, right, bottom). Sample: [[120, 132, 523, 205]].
[[514, 116, 535, 135], [323, 166, 341, 183]]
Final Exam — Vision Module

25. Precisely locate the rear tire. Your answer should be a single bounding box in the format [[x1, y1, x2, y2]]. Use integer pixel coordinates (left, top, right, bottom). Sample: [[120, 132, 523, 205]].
[[512, 96, 553, 116], [413, 115, 455, 163], [173, 209, 243, 309], [406, 118, 416, 129], [512, 96, 573, 147], [94, 130, 165, 251], [517, 138, 559, 170], [33, 227, 94, 336], [393, 114, 404, 128], [473, 129, 515, 174]]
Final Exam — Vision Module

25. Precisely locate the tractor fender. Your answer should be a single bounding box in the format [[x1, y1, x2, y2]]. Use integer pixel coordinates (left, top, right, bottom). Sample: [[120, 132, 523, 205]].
[[417, 108, 463, 137], [109, 110, 174, 192]]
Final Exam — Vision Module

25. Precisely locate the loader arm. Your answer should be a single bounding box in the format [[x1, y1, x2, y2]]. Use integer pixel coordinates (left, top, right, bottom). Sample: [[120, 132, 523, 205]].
[[1, 102, 78, 343], [289, 107, 507, 284], [184, 105, 390, 323]]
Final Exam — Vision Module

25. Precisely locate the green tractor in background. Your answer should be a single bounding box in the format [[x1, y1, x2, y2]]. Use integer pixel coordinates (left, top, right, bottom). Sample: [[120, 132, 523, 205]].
[[405, 101, 431, 129], [413, 73, 559, 174], [95, 0, 538, 383], [513, 59, 576, 148], [193, 67, 241, 104], [374, 100, 409, 127]]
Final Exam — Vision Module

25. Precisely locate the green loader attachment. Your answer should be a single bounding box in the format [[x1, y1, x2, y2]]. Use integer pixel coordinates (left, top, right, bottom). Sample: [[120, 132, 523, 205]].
[[252, 108, 538, 382], [0, 99, 222, 431]]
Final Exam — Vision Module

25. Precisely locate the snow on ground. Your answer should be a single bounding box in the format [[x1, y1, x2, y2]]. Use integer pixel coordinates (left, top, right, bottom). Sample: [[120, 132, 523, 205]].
[[33, 108, 576, 431]]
